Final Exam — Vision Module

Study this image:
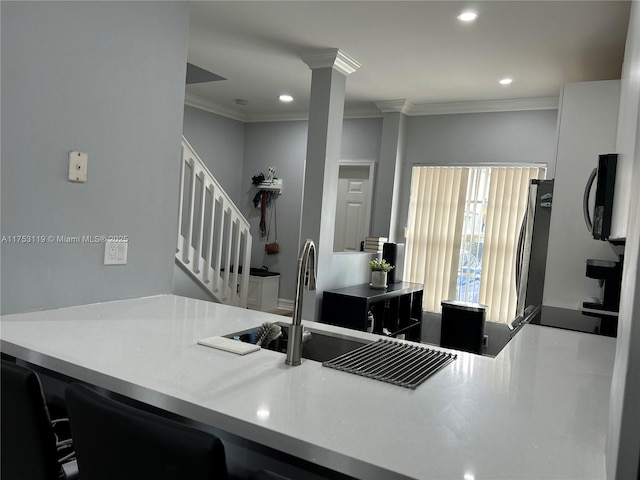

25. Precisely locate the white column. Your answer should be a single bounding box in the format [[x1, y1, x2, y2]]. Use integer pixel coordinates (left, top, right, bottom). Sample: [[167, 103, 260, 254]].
[[372, 100, 410, 241], [299, 49, 361, 321]]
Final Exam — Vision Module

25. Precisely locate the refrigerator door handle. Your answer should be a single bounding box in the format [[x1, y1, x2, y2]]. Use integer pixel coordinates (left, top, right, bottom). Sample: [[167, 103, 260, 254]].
[[583, 167, 597, 233], [516, 183, 537, 317], [515, 210, 527, 295]]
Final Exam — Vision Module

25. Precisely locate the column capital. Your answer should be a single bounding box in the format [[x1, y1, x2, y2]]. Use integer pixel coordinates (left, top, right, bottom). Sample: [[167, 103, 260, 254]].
[[375, 99, 412, 114], [300, 48, 361, 76]]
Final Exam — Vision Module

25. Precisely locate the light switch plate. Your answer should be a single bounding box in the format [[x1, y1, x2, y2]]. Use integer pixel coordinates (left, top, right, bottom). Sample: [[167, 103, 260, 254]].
[[68, 151, 88, 183], [104, 240, 128, 265]]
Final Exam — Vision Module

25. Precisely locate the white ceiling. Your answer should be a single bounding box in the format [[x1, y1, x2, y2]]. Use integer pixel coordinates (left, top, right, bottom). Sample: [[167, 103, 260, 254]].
[[186, 1, 631, 122]]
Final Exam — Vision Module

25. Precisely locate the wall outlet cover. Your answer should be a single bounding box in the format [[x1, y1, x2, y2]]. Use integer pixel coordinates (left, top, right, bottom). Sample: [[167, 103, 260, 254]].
[[68, 151, 88, 183], [104, 240, 128, 265]]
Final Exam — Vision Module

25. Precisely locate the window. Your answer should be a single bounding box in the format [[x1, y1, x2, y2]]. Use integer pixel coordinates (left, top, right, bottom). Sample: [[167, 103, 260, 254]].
[[406, 165, 546, 323]]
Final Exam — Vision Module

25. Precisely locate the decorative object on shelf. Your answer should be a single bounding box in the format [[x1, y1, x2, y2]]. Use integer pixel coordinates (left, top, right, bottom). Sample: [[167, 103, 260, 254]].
[[369, 258, 394, 289], [364, 236, 388, 253], [382, 242, 405, 284], [252, 172, 265, 186], [252, 168, 283, 193]]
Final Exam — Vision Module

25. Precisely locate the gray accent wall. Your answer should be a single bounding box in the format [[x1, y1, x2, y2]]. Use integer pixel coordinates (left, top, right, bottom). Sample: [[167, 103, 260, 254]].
[[1, 1, 190, 314], [182, 105, 246, 205], [403, 110, 558, 170], [394, 109, 559, 242], [341, 118, 382, 160]]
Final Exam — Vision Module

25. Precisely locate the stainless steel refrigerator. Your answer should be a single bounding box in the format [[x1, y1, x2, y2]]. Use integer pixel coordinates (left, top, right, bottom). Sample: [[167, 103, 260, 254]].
[[512, 179, 554, 328]]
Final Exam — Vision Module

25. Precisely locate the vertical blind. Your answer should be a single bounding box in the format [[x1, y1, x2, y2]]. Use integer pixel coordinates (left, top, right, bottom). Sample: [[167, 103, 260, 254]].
[[480, 166, 546, 322], [406, 165, 546, 323], [406, 167, 469, 313]]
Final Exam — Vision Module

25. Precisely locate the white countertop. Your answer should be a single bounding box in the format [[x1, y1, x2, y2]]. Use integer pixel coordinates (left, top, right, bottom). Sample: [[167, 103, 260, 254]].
[[0, 295, 616, 480]]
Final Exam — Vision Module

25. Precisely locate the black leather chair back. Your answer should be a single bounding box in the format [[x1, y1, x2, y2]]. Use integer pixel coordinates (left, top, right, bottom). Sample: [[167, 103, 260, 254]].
[[65, 383, 229, 480], [1, 360, 61, 480]]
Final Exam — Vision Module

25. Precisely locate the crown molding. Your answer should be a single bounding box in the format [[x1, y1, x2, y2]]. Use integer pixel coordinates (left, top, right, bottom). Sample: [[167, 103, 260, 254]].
[[184, 93, 247, 122], [185, 94, 558, 123], [244, 111, 310, 123], [185, 93, 381, 123], [375, 99, 413, 114], [300, 48, 361, 76], [242, 107, 382, 123], [407, 96, 559, 116], [242, 104, 382, 122], [343, 105, 384, 119]]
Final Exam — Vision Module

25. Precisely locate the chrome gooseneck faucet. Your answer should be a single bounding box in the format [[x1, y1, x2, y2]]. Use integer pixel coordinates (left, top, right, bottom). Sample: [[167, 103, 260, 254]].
[[285, 239, 317, 366]]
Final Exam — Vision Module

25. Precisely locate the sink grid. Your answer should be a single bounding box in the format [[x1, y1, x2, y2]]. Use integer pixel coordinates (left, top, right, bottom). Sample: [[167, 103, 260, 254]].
[[323, 339, 456, 389]]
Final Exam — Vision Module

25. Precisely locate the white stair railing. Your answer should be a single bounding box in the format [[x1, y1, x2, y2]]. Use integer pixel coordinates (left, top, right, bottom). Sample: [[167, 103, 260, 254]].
[[176, 136, 252, 307]]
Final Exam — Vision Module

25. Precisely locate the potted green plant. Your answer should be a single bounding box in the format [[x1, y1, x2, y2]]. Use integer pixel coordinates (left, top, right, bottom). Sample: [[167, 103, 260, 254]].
[[369, 258, 394, 289]]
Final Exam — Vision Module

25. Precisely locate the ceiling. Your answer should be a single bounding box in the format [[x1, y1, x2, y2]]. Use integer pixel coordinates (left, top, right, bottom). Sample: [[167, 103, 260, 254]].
[[186, 1, 631, 122]]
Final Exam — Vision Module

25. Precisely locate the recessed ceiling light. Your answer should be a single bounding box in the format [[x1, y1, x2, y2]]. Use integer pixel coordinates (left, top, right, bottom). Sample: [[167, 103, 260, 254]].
[[279, 94, 294, 103], [457, 11, 478, 22], [499, 78, 513, 85]]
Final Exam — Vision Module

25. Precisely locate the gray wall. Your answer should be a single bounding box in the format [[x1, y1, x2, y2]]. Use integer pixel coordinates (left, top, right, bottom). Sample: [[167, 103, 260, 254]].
[[394, 109, 559, 242], [341, 118, 382, 160], [241, 118, 382, 302], [1, 1, 190, 314], [403, 110, 558, 170], [182, 105, 246, 205]]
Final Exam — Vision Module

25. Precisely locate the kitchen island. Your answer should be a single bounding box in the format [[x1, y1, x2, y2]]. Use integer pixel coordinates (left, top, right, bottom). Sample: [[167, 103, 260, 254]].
[[0, 294, 616, 479]]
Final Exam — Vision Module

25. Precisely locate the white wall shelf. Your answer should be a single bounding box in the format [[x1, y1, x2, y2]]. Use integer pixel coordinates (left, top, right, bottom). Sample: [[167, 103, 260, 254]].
[[257, 178, 283, 193]]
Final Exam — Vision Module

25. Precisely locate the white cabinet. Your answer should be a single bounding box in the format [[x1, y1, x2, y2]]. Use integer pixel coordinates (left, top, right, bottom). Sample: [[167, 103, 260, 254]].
[[611, 16, 640, 241], [247, 273, 280, 312], [543, 80, 621, 310]]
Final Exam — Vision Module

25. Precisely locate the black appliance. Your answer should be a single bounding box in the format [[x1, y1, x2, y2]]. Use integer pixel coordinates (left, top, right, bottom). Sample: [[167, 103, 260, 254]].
[[583, 258, 623, 313], [382, 243, 405, 284], [583, 154, 617, 241], [513, 179, 554, 328]]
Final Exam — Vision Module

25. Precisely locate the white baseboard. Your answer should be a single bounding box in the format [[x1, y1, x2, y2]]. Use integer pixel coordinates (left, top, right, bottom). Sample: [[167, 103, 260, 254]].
[[277, 298, 294, 311]]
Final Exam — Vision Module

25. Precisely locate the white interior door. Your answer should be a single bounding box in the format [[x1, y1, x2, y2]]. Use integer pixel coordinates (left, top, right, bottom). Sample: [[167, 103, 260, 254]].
[[334, 163, 374, 252]]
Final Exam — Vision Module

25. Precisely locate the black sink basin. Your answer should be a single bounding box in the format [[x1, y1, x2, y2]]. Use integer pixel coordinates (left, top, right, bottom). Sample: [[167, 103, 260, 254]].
[[224, 322, 371, 363]]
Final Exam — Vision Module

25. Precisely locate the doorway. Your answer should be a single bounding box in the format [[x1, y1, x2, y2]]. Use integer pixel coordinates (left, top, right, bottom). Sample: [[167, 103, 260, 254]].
[[333, 162, 375, 252]]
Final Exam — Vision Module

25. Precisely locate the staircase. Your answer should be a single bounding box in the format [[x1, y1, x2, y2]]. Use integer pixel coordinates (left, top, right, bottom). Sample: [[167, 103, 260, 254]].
[[176, 137, 252, 307]]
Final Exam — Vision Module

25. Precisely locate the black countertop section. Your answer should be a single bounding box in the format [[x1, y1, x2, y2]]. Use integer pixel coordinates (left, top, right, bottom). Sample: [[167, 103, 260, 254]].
[[249, 268, 280, 277], [531, 305, 618, 338], [324, 281, 424, 300]]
